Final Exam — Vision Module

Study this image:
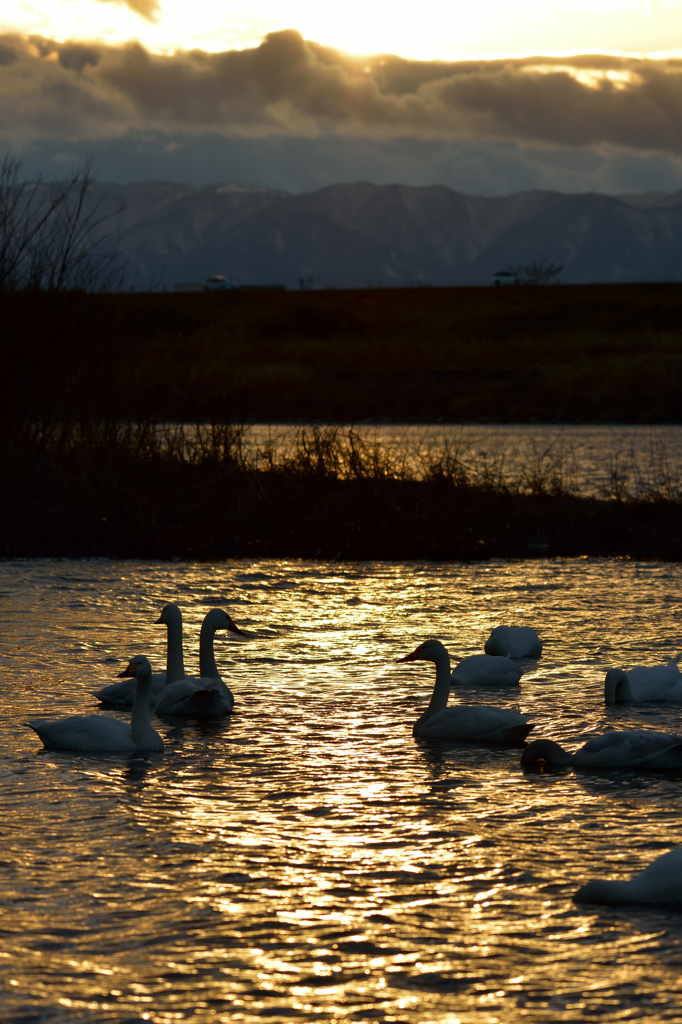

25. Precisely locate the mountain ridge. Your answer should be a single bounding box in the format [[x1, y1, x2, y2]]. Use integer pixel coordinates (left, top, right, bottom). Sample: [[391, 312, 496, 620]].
[[91, 179, 682, 288]]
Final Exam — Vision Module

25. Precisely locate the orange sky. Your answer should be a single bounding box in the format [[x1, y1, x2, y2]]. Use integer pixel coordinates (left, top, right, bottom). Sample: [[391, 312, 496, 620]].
[[3, 0, 682, 60]]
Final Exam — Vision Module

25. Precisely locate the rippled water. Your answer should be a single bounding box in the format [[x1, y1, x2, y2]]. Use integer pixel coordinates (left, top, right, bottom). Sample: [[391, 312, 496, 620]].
[[2, 557, 682, 1023]]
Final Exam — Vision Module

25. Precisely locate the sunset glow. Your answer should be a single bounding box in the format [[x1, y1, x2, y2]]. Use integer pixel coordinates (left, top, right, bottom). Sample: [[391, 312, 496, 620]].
[[2, 0, 682, 59], [3, 0, 682, 195]]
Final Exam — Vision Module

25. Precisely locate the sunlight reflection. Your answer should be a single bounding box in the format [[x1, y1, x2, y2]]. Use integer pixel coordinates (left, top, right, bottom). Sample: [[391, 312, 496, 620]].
[[5, 558, 682, 1022]]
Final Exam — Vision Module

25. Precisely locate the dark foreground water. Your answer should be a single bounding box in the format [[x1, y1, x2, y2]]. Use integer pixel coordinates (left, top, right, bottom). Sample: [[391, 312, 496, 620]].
[[2, 558, 682, 1023]]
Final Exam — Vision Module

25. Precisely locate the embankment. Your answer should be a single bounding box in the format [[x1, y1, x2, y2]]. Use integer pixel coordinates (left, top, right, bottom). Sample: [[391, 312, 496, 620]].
[[3, 284, 682, 422]]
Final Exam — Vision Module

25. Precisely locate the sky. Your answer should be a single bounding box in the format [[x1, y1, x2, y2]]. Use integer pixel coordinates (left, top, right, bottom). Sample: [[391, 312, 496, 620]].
[[3, 0, 682, 195]]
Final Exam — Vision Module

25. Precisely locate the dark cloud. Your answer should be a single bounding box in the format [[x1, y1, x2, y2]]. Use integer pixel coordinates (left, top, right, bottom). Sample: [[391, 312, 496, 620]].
[[14, 132, 682, 198], [3, 29, 682, 155]]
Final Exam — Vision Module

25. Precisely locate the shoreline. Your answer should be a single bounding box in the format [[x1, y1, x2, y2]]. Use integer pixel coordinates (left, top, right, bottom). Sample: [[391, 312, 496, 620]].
[[3, 421, 681, 561]]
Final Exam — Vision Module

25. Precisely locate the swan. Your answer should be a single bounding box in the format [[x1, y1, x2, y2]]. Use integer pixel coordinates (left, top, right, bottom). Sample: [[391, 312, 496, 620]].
[[28, 656, 164, 753], [398, 639, 534, 745], [485, 626, 542, 659], [605, 656, 682, 703], [154, 608, 244, 716], [451, 653, 522, 686], [92, 602, 188, 706], [521, 731, 682, 770], [575, 848, 682, 905]]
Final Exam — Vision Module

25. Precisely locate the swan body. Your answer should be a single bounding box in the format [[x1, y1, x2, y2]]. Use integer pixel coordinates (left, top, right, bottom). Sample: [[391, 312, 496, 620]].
[[521, 731, 682, 770], [485, 626, 542, 660], [575, 848, 682, 906], [154, 677, 232, 716], [451, 653, 522, 686], [605, 657, 682, 703], [154, 608, 244, 716], [398, 639, 534, 745], [29, 656, 164, 753], [92, 603, 190, 707]]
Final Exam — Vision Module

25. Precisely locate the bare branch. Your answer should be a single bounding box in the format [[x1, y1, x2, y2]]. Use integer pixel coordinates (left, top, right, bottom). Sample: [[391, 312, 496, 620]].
[[0, 156, 128, 292]]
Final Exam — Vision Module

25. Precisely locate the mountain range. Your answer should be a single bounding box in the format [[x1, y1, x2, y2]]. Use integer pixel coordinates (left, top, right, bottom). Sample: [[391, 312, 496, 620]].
[[92, 179, 682, 289]]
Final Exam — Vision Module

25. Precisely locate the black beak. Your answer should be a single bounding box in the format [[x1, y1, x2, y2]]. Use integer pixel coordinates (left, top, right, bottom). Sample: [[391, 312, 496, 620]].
[[228, 616, 249, 637]]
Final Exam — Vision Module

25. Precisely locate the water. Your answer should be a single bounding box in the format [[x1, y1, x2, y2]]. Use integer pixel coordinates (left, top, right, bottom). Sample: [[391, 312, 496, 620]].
[[2, 557, 682, 1023]]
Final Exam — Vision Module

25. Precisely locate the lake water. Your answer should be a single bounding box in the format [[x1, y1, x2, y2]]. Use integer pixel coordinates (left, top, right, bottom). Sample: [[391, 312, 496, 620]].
[[243, 424, 682, 497], [2, 557, 682, 1023]]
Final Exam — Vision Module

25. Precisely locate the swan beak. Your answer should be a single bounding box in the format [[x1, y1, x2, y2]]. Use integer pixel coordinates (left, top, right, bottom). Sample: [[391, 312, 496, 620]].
[[397, 650, 418, 663], [117, 661, 137, 678], [227, 616, 248, 637], [154, 614, 164, 624]]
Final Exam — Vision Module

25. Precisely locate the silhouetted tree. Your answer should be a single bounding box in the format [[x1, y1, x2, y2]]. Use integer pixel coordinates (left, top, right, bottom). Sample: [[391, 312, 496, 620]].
[[505, 258, 563, 285], [0, 156, 127, 292]]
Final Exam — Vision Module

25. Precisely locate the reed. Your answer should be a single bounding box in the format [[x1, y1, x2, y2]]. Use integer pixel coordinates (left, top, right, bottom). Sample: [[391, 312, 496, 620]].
[[4, 284, 682, 558], [2, 420, 682, 560]]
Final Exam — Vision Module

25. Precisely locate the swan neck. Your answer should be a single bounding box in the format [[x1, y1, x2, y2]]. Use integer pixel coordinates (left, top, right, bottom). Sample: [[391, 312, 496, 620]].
[[605, 669, 630, 704], [423, 650, 452, 721], [165, 615, 185, 685], [130, 673, 156, 744], [199, 620, 220, 679]]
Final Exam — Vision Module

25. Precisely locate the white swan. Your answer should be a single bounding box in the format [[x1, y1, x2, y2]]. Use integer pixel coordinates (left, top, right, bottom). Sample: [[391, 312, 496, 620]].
[[29, 656, 164, 753], [451, 653, 522, 686], [575, 848, 682, 905], [521, 732, 682, 770], [485, 626, 542, 659], [154, 608, 243, 716], [92, 602, 188, 706], [605, 656, 682, 703], [398, 639, 534, 745]]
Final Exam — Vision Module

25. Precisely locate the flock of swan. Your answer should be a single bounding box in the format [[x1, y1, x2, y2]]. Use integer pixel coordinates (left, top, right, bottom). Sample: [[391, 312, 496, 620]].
[[28, 605, 244, 751], [25, 606, 682, 910], [399, 629, 682, 909]]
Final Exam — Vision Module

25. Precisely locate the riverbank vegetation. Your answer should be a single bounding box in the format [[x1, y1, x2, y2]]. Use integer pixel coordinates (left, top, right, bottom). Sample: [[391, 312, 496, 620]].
[[3, 284, 682, 559], [3, 422, 682, 560]]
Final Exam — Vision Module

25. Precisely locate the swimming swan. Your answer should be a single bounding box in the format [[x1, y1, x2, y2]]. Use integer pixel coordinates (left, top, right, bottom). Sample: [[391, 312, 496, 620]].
[[92, 602, 188, 707], [154, 608, 245, 716], [521, 731, 682, 770], [575, 848, 682, 905], [398, 639, 534, 744], [29, 656, 164, 753], [451, 653, 522, 686], [605, 656, 682, 703], [485, 626, 542, 660]]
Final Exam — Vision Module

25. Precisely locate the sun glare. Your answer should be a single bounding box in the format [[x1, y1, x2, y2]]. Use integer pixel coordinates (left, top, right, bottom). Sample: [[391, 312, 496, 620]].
[[1, 0, 678, 58]]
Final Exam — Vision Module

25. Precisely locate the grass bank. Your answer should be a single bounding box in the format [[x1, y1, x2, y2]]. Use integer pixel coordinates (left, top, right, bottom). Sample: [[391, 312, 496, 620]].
[[3, 424, 682, 560], [3, 284, 682, 422]]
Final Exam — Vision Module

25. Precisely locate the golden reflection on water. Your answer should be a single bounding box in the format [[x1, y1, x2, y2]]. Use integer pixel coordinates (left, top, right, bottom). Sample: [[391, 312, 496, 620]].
[[2, 558, 682, 1022]]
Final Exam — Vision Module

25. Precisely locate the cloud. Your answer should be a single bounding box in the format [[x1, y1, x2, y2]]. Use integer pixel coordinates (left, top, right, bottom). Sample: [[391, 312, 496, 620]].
[[15, 132, 682, 198], [95, 0, 160, 20], [3, 29, 682, 155]]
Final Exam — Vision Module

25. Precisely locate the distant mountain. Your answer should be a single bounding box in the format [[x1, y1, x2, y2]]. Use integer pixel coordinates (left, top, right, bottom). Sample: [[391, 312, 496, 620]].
[[92, 180, 682, 289]]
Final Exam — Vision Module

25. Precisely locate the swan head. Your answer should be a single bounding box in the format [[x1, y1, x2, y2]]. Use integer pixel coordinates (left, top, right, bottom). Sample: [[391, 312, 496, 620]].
[[117, 655, 152, 680], [155, 603, 181, 626], [574, 879, 631, 905], [203, 608, 248, 636], [398, 639, 449, 665]]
